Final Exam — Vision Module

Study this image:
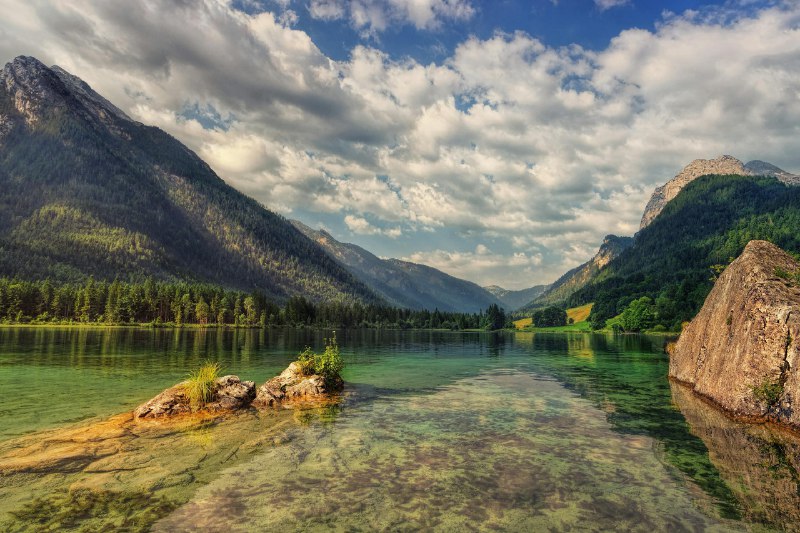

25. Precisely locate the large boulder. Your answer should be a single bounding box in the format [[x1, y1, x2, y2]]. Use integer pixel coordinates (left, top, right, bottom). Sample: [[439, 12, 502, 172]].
[[253, 362, 342, 408], [134, 375, 255, 419], [669, 240, 800, 428]]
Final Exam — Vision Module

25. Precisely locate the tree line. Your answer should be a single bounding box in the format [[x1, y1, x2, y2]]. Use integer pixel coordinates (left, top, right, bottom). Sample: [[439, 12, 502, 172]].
[[0, 277, 510, 330]]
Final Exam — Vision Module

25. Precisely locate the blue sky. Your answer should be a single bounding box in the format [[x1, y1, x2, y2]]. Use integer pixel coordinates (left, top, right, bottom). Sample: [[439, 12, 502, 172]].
[[1, 0, 797, 288], [234, 0, 737, 61]]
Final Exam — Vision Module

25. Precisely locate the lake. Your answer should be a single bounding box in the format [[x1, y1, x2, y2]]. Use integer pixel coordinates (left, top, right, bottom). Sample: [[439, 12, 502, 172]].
[[1, 327, 799, 531]]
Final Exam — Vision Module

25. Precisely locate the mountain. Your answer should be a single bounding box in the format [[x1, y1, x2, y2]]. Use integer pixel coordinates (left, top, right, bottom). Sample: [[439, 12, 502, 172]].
[[744, 160, 800, 185], [516, 155, 799, 315], [0, 56, 376, 303], [575, 173, 800, 330], [291, 220, 502, 313], [482, 284, 548, 311], [639, 155, 800, 230], [518, 235, 633, 312]]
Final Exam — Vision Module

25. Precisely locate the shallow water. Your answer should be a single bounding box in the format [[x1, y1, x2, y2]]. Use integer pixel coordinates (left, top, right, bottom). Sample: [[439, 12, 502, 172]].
[[0, 327, 798, 531]]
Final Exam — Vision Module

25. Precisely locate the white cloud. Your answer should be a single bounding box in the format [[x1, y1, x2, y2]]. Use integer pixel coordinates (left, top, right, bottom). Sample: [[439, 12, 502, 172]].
[[595, 0, 630, 10], [1, 0, 799, 288], [308, 0, 346, 21], [344, 214, 402, 237], [307, 0, 475, 33], [403, 248, 543, 288]]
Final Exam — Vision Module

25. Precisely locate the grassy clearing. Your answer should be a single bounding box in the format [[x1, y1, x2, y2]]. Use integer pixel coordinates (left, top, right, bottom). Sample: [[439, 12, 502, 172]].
[[515, 303, 593, 332], [513, 317, 532, 329], [567, 303, 593, 324]]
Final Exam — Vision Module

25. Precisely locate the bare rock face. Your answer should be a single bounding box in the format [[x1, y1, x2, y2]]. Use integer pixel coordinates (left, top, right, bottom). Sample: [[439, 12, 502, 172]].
[[669, 240, 800, 428], [745, 160, 800, 186], [253, 362, 342, 408], [134, 375, 255, 420]]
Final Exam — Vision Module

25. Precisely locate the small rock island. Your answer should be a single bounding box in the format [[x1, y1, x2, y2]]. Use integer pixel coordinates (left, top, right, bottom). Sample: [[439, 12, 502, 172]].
[[669, 240, 800, 429], [134, 338, 345, 420]]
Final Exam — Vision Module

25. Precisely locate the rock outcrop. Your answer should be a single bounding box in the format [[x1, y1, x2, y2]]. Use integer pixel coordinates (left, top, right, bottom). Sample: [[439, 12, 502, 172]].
[[669, 240, 800, 429], [134, 375, 256, 420], [252, 362, 342, 408], [640, 156, 800, 230], [134, 364, 343, 419]]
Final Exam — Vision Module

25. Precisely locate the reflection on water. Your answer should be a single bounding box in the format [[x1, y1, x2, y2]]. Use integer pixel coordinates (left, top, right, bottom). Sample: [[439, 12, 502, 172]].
[[0, 328, 797, 531], [672, 382, 800, 532]]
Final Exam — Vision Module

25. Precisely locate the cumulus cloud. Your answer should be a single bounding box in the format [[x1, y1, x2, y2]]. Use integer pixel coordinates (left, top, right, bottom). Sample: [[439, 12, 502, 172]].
[[308, 0, 475, 34], [344, 214, 402, 237], [0, 0, 798, 288], [403, 245, 543, 288]]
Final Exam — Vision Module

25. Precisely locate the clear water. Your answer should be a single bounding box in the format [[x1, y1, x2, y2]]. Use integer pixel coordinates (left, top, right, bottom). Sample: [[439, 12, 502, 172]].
[[0, 327, 798, 531]]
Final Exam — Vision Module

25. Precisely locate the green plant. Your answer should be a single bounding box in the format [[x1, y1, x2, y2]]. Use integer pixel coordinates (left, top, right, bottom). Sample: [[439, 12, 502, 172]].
[[774, 266, 791, 280], [184, 361, 221, 408], [296, 347, 316, 375], [752, 380, 783, 407], [291, 334, 344, 387], [315, 334, 344, 386]]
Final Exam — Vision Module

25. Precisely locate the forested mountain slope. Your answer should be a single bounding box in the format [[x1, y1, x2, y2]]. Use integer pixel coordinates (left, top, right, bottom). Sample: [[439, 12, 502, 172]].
[[573, 174, 800, 330], [291, 220, 502, 313], [518, 235, 632, 312], [0, 56, 376, 303]]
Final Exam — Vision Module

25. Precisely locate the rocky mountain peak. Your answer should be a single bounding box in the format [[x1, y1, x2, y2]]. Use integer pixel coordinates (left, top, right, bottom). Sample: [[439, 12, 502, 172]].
[[744, 160, 800, 185], [639, 155, 799, 230], [1, 55, 69, 127], [593, 235, 633, 269], [639, 155, 748, 230], [0, 55, 129, 135]]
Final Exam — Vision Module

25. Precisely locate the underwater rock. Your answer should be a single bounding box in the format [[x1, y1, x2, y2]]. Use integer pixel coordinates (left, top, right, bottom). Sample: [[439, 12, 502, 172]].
[[253, 362, 342, 408], [134, 375, 255, 419], [669, 240, 800, 429]]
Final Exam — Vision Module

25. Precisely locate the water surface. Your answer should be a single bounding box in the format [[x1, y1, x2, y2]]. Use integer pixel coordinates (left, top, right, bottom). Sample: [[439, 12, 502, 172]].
[[0, 328, 798, 531]]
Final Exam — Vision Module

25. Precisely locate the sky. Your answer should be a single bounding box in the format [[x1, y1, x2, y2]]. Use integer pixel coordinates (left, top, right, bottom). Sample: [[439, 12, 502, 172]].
[[0, 0, 798, 289]]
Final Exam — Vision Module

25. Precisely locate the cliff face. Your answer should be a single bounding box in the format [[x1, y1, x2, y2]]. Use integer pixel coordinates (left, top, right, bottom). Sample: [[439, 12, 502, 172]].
[[669, 240, 800, 428]]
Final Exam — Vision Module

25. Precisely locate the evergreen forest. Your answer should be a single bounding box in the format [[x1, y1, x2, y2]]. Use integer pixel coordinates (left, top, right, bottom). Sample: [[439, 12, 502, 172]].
[[0, 277, 508, 330]]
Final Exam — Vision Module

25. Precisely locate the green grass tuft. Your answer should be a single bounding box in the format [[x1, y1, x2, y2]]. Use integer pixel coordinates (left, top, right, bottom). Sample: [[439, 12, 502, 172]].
[[753, 380, 783, 407], [184, 361, 221, 408]]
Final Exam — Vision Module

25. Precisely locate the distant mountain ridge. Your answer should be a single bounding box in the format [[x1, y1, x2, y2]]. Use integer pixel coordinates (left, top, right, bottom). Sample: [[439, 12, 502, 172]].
[[291, 220, 503, 313], [0, 56, 377, 303], [483, 285, 548, 311]]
